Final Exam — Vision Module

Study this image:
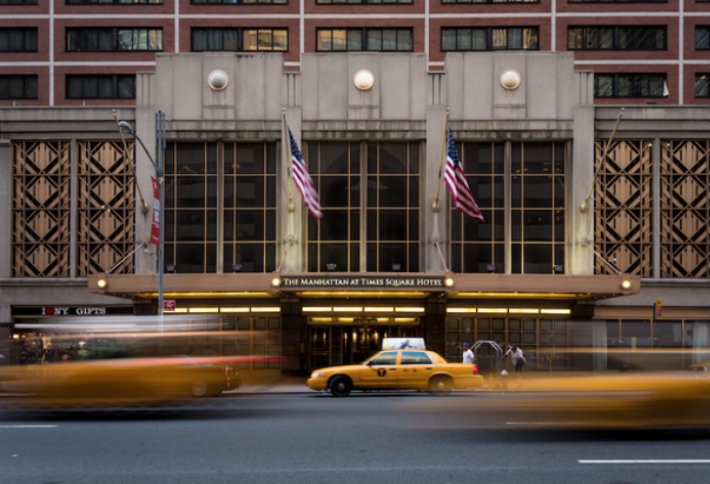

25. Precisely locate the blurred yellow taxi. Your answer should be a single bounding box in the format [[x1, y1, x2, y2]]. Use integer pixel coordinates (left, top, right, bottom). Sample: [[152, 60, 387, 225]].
[[307, 349, 483, 397], [0, 356, 240, 408], [467, 371, 710, 430]]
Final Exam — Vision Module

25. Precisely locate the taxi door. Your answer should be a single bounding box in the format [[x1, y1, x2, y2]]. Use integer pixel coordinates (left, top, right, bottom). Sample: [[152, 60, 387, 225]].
[[398, 351, 435, 389], [359, 351, 400, 389]]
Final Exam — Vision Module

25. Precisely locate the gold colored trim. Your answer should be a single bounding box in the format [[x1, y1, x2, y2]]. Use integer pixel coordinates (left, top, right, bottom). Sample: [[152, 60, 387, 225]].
[[295, 291, 430, 298]]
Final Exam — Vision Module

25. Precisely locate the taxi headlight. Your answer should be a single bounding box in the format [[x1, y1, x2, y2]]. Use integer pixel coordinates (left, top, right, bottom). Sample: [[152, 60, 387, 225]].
[[311, 371, 327, 379]]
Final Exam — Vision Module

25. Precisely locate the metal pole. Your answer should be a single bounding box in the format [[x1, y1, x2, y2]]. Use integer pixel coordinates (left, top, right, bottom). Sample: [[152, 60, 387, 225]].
[[156, 111, 166, 321]]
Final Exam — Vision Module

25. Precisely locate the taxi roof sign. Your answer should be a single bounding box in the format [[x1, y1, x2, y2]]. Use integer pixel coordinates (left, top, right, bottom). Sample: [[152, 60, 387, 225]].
[[382, 338, 426, 350]]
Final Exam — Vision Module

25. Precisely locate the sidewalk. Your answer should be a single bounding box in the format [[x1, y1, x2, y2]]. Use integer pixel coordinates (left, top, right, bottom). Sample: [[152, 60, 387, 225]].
[[227, 373, 311, 394]]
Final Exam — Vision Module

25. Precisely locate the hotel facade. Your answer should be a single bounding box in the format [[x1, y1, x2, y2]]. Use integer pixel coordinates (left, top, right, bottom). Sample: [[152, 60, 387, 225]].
[[0, 0, 708, 373]]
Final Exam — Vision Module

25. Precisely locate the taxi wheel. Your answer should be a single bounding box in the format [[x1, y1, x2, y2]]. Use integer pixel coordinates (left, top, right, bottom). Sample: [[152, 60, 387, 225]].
[[329, 376, 352, 397], [191, 379, 209, 397], [428, 375, 453, 394]]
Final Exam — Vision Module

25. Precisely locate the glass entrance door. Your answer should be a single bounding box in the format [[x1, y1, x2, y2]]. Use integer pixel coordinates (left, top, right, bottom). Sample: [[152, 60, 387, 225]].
[[308, 325, 418, 370]]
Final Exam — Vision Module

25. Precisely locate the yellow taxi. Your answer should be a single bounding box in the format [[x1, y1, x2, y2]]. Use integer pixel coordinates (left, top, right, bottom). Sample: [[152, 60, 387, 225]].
[[0, 356, 240, 408], [307, 349, 483, 397]]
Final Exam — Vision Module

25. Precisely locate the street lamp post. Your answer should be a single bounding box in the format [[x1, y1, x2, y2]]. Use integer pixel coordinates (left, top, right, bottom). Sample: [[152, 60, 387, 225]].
[[118, 111, 166, 318]]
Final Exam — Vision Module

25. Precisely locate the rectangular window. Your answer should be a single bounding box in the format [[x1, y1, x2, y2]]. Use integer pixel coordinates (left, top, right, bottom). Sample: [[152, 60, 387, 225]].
[[696, 26, 710, 50], [594, 73, 667, 98], [568, 26, 666, 50], [317, 29, 412, 52], [66, 0, 163, 4], [192, 0, 287, 3], [442, 27, 539, 51], [442, 0, 538, 3], [568, 0, 663, 3], [164, 142, 277, 274], [0, 75, 38, 99], [317, 0, 411, 3], [305, 141, 419, 273], [66, 28, 163, 52], [0, 28, 38, 52], [66, 75, 136, 99], [0, 0, 38, 4], [192, 28, 288, 52], [696, 73, 710, 98]]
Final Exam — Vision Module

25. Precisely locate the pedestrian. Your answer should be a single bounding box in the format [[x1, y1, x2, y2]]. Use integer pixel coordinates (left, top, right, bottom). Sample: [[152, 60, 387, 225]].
[[462, 342, 475, 364], [504, 344, 526, 372]]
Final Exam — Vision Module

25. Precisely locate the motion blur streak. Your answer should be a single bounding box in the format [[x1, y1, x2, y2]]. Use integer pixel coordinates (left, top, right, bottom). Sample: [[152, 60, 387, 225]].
[[1, 316, 284, 409], [395, 372, 710, 431]]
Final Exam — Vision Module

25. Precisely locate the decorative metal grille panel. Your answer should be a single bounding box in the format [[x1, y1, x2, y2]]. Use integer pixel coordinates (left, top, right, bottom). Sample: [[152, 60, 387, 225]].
[[594, 140, 653, 276], [660, 140, 710, 278], [13, 141, 71, 277], [77, 141, 135, 276]]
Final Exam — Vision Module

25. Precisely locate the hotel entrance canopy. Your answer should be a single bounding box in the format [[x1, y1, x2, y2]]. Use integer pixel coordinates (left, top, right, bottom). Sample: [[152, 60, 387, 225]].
[[88, 272, 639, 302]]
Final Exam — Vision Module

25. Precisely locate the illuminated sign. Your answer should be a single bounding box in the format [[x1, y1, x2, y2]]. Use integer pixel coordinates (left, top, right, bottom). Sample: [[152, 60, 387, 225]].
[[12, 306, 134, 317], [279, 275, 445, 290]]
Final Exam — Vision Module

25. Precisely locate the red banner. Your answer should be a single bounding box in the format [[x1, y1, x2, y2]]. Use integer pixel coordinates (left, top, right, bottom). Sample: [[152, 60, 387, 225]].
[[150, 176, 161, 246]]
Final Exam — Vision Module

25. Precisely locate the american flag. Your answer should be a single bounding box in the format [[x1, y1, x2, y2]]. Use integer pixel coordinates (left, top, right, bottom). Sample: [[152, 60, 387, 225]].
[[288, 128, 322, 219], [444, 128, 484, 222]]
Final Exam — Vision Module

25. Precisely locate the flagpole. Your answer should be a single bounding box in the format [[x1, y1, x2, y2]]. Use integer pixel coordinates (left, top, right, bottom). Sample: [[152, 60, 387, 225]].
[[432, 108, 450, 212], [580, 107, 624, 213], [282, 110, 295, 212]]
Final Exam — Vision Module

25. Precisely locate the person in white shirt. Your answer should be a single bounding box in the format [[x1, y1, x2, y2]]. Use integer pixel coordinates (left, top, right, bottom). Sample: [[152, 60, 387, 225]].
[[462, 342, 475, 364], [504, 345, 526, 372]]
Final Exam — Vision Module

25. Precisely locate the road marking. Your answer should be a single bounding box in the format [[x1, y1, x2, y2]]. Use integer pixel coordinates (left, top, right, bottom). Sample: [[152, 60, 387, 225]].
[[0, 425, 58, 429], [579, 460, 710, 464]]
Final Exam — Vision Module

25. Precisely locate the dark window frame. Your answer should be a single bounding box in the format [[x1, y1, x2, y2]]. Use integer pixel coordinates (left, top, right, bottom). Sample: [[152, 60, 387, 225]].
[[567, 0, 665, 3], [0, 27, 38, 52], [567, 25, 667, 50], [317, 0, 411, 4], [0, 75, 38, 99], [695, 73, 710, 98], [594, 73, 667, 98], [191, 0, 287, 4], [316, 28, 413, 52], [66, 0, 163, 4], [696, 26, 710, 50], [191, 27, 288, 52], [66, 27, 163, 52], [65, 74, 136, 99], [441, 0, 538, 4], [441, 27, 540, 51]]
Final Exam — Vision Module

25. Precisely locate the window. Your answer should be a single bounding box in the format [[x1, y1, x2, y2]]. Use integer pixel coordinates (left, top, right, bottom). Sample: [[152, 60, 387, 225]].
[[0, 28, 38, 52], [368, 352, 397, 366], [594, 73, 667, 98], [0, 75, 37, 99], [696, 73, 710, 98], [317, 29, 412, 52], [306, 141, 420, 272], [192, 0, 287, 3], [164, 142, 277, 274], [442, 27, 539, 51], [66, 28, 163, 52], [567, 26, 666, 50], [568, 0, 663, 3], [696, 26, 710, 50], [401, 351, 432, 365], [0, 0, 38, 4], [66, 75, 136, 99], [318, 0, 411, 3], [450, 141, 565, 274], [442, 0, 538, 3], [66, 0, 163, 4], [191, 28, 287, 51]]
